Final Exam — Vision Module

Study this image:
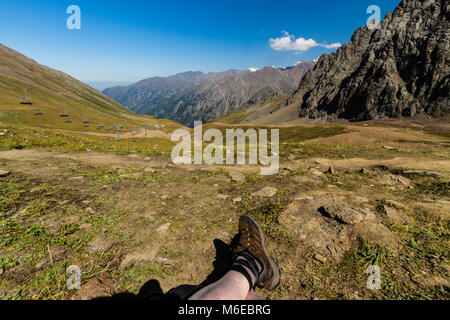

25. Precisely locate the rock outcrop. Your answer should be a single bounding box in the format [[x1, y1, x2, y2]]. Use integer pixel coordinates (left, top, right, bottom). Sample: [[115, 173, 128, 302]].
[[291, 0, 449, 121]]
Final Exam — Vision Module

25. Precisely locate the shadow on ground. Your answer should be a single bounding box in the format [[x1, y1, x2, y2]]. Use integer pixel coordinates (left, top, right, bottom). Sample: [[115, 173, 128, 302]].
[[92, 236, 239, 301]]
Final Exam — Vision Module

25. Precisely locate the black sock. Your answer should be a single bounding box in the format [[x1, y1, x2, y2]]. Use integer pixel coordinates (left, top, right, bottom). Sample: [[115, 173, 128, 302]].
[[230, 250, 262, 289]]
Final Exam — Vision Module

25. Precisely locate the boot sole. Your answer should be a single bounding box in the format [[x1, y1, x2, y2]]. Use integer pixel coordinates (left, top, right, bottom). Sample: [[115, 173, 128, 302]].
[[240, 215, 281, 291]]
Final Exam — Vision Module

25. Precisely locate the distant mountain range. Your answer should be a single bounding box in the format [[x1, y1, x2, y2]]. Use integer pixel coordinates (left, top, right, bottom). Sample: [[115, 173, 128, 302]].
[[103, 62, 315, 127]]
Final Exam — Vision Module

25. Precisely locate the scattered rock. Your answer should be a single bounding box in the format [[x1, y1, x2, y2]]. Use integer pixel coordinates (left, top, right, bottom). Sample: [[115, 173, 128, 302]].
[[382, 205, 409, 225], [144, 167, 157, 173], [119, 173, 142, 179], [85, 207, 95, 214], [309, 168, 326, 179], [88, 236, 112, 252], [354, 221, 400, 251], [217, 194, 230, 200], [377, 174, 413, 189], [313, 253, 327, 264], [385, 199, 405, 209], [46, 222, 62, 234], [69, 176, 84, 181], [230, 171, 245, 182], [82, 200, 91, 205], [119, 247, 159, 271], [80, 223, 92, 230], [383, 146, 396, 150], [251, 187, 278, 198], [64, 276, 117, 300], [0, 170, 11, 177], [403, 170, 442, 179], [30, 186, 43, 193], [360, 168, 369, 174], [326, 167, 335, 174], [279, 195, 398, 261], [157, 223, 171, 234], [320, 204, 375, 225], [233, 197, 242, 203], [145, 212, 155, 222], [101, 185, 109, 189], [162, 162, 170, 169], [354, 196, 369, 204]]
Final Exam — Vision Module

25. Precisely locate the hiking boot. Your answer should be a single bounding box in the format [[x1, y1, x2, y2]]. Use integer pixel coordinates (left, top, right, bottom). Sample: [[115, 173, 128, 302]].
[[234, 215, 281, 291]]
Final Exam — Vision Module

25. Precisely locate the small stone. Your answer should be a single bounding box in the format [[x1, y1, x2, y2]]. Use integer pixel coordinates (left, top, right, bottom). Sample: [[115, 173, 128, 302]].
[[310, 168, 326, 178], [101, 185, 109, 189], [80, 223, 92, 230], [157, 223, 171, 234], [314, 253, 327, 263], [30, 186, 43, 193], [144, 167, 157, 173], [69, 176, 84, 181], [360, 168, 369, 174], [0, 268, 3, 275], [145, 213, 155, 222], [320, 204, 374, 225], [119, 173, 142, 179], [217, 194, 230, 200], [385, 199, 405, 209], [233, 197, 242, 203], [119, 247, 159, 271], [144, 157, 151, 161], [213, 184, 219, 188], [160, 195, 168, 200], [82, 200, 91, 205], [354, 196, 369, 203], [85, 207, 95, 214], [383, 146, 396, 150], [252, 187, 278, 198], [88, 236, 112, 252], [0, 170, 11, 177], [230, 171, 245, 182]]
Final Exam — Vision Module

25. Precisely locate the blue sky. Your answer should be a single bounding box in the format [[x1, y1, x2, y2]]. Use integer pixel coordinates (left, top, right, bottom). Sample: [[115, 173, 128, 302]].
[[0, 0, 400, 89]]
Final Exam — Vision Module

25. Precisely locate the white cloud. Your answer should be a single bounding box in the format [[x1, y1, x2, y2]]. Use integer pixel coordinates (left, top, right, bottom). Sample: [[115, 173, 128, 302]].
[[248, 67, 259, 72], [269, 32, 341, 53]]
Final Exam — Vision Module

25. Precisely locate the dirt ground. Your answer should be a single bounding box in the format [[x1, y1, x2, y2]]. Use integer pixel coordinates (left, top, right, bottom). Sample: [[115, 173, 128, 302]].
[[0, 122, 448, 300]]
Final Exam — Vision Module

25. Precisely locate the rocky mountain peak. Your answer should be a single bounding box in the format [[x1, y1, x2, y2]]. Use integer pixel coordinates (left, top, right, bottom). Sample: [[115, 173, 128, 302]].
[[290, 0, 449, 121]]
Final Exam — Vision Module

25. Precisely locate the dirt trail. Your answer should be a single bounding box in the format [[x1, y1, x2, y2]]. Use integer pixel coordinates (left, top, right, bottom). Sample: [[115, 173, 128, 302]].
[[1, 149, 448, 179], [56, 128, 172, 140]]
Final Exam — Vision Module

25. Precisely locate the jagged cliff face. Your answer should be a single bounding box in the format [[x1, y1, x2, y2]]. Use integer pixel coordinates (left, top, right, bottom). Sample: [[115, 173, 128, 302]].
[[292, 0, 449, 121]]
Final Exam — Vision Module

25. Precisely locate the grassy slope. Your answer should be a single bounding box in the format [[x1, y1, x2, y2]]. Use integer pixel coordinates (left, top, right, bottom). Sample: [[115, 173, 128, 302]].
[[0, 44, 182, 133]]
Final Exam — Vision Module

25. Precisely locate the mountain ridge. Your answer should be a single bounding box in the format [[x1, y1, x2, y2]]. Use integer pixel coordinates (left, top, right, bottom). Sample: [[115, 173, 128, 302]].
[[290, 0, 449, 121], [103, 62, 315, 127]]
